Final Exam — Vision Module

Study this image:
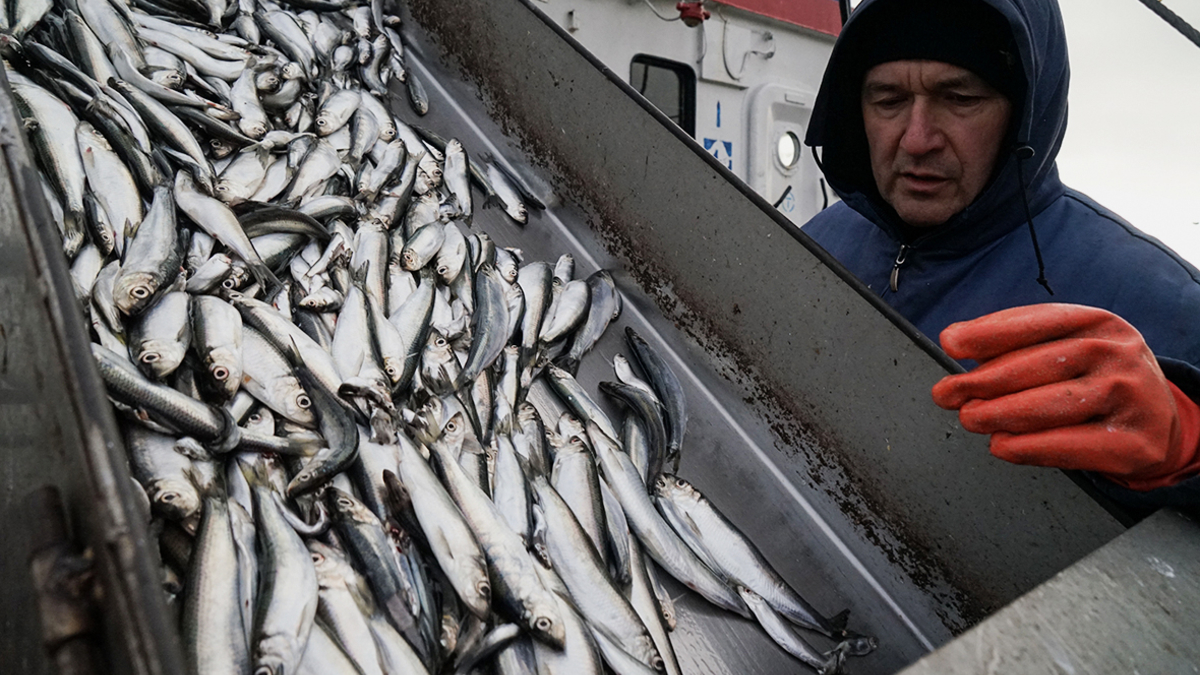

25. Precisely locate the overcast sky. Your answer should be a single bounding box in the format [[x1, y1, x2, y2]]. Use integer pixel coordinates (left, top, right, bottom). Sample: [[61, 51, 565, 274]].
[[1056, 0, 1200, 265]]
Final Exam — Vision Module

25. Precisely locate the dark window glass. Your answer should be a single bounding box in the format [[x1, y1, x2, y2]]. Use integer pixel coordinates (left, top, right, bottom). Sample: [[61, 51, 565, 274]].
[[630, 55, 696, 137]]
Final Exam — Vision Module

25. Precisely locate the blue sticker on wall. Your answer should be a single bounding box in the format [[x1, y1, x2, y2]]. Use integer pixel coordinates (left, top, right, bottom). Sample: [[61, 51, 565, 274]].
[[781, 191, 795, 212], [703, 138, 734, 170]]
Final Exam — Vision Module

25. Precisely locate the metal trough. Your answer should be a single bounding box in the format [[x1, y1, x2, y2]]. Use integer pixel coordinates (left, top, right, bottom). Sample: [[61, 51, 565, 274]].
[[0, 0, 1128, 672]]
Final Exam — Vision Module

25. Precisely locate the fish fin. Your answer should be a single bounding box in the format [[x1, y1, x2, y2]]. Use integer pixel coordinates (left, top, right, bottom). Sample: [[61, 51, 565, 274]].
[[551, 355, 579, 377], [828, 609, 851, 632], [280, 336, 305, 367], [352, 260, 370, 287], [481, 194, 504, 210], [173, 437, 209, 460]]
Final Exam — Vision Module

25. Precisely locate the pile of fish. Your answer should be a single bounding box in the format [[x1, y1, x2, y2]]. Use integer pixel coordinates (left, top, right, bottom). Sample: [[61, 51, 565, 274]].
[[2, 0, 878, 671]]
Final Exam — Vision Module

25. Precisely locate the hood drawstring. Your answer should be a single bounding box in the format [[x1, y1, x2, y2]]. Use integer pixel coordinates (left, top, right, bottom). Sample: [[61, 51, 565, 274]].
[[1015, 144, 1054, 296]]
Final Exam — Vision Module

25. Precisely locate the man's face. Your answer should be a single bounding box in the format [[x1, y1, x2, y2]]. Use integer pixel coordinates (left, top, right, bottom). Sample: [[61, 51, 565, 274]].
[[861, 60, 1013, 228]]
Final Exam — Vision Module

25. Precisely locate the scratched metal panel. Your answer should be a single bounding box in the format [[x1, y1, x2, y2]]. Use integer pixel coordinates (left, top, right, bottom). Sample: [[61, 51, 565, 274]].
[[898, 508, 1200, 674], [0, 66, 185, 675]]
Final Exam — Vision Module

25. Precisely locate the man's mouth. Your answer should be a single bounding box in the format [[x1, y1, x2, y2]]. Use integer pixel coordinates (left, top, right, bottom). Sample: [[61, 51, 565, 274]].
[[899, 173, 950, 191]]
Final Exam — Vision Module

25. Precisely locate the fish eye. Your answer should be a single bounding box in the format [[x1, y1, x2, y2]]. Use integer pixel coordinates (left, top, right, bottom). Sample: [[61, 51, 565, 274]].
[[675, 478, 686, 488], [296, 394, 311, 409], [534, 617, 552, 632], [217, 185, 227, 192], [311, 552, 324, 563], [436, 338, 446, 347], [476, 580, 490, 596], [338, 497, 353, 507], [249, 414, 261, 423], [132, 286, 150, 299], [222, 279, 236, 289], [141, 353, 159, 363], [212, 366, 229, 381], [655, 476, 668, 488], [160, 493, 176, 502], [652, 656, 664, 671], [316, 118, 326, 126]]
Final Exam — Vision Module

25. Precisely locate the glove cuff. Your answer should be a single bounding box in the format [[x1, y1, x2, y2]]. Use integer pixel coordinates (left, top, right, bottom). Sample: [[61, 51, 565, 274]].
[[1112, 380, 1200, 491]]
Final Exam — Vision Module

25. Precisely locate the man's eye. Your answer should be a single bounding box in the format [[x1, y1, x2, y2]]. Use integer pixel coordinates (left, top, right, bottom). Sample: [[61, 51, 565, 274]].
[[948, 93, 983, 105]]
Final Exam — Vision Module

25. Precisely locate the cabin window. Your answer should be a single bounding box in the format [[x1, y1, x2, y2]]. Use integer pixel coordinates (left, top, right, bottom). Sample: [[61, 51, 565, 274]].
[[630, 55, 696, 137], [777, 131, 801, 170]]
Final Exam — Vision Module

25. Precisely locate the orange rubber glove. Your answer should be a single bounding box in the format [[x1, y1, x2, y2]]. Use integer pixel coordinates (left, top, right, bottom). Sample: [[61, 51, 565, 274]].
[[931, 303, 1200, 491]]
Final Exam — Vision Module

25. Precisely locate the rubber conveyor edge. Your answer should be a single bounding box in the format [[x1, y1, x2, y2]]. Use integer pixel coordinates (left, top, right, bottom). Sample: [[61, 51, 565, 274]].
[[0, 2, 1127, 675]]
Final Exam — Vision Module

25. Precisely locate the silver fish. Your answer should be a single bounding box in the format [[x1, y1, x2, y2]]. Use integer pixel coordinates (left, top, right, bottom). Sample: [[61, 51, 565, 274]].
[[427, 437, 565, 647], [175, 172, 281, 293], [590, 422, 748, 618], [113, 186, 180, 316], [181, 490, 251, 674], [532, 475, 662, 670], [129, 291, 192, 380], [190, 295, 244, 401], [738, 587, 849, 675], [246, 463, 318, 675]]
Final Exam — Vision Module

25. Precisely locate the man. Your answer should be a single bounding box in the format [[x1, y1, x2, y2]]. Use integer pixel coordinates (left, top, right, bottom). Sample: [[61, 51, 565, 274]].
[[802, 0, 1200, 508]]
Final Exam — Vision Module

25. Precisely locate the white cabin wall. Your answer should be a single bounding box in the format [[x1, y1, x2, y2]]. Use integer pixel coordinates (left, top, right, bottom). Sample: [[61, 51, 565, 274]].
[[539, 0, 837, 223]]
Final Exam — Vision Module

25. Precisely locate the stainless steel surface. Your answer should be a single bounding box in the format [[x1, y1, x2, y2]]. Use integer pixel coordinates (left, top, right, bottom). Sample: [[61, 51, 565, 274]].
[[898, 508, 1200, 674]]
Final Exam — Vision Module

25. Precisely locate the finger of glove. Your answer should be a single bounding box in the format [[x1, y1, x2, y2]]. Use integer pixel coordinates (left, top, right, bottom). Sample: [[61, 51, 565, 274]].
[[939, 303, 1126, 362], [990, 426, 1162, 476], [955, 375, 1127, 435], [932, 338, 1108, 410]]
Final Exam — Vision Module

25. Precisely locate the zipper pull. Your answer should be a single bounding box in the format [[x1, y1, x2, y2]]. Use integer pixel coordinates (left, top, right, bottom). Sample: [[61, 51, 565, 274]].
[[889, 244, 909, 293]]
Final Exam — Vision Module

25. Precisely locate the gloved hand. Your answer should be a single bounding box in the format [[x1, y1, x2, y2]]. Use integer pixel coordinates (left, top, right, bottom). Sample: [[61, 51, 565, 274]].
[[931, 303, 1200, 491]]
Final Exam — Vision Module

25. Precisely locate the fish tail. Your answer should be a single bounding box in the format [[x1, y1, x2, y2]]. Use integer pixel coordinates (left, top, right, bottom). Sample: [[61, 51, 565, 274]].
[[837, 630, 877, 656], [818, 644, 848, 675], [828, 608, 851, 632], [62, 208, 86, 259], [248, 259, 283, 298], [552, 354, 580, 377]]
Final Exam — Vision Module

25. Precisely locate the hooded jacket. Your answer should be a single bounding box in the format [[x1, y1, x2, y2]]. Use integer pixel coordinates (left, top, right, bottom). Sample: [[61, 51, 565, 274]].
[[802, 0, 1200, 508]]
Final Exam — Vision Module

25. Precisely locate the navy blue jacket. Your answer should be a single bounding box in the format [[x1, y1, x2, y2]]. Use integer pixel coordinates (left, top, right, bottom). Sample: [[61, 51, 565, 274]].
[[802, 0, 1200, 508]]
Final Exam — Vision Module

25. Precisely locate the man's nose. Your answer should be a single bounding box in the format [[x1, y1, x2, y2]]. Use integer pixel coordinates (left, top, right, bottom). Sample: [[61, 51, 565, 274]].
[[899, 99, 945, 156]]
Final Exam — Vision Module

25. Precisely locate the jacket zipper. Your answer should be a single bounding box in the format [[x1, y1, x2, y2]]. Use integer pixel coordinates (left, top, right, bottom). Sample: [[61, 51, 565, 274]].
[[889, 244, 909, 292]]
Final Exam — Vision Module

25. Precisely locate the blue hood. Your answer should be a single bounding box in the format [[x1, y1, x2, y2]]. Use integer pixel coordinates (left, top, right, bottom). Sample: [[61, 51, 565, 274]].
[[805, 0, 1070, 253]]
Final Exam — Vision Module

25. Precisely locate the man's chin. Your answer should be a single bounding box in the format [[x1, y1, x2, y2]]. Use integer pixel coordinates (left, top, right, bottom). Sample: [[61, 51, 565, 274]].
[[890, 196, 960, 229]]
